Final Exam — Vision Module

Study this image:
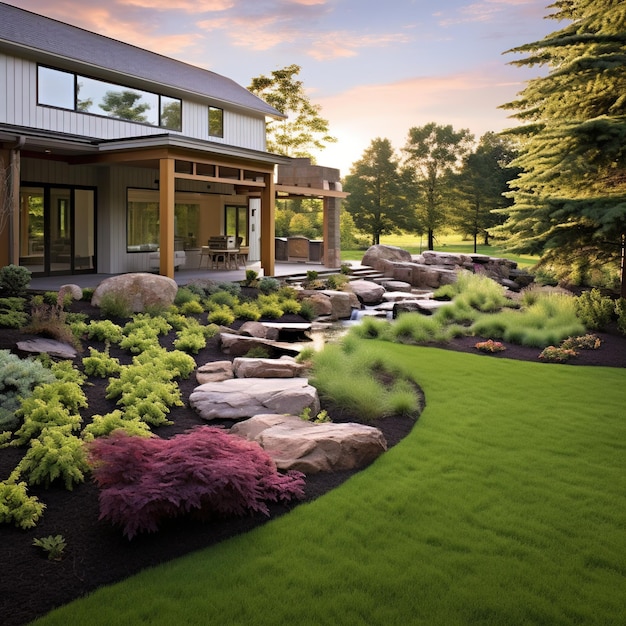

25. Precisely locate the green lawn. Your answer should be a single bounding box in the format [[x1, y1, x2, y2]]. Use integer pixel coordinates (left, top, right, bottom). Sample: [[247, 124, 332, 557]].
[[343, 233, 540, 268], [33, 345, 626, 626]]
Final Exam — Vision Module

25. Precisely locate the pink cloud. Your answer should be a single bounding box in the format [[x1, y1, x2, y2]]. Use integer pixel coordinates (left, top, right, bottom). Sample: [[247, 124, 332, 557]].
[[119, 0, 234, 11]]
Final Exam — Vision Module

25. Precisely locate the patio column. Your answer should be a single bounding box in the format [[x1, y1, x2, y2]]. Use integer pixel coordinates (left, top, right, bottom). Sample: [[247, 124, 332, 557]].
[[0, 145, 20, 267], [260, 170, 275, 276], [323, 196, 341, 268], [159, 157, 175, 278]]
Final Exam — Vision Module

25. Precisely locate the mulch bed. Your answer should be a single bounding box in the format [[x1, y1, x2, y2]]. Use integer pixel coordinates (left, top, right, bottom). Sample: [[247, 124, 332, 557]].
[[1, 299, 625, 626]]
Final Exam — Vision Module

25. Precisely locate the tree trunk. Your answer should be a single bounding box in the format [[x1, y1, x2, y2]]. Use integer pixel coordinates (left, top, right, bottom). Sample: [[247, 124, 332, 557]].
[[427, 229, 434, 250], [473, 231, 477, 254], [620, 235, 626, 298]]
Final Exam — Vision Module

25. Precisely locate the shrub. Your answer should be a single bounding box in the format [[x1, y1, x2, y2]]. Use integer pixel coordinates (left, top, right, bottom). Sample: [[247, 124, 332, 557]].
[[434, 271, 511, 313], [0, 351, 56, 432], [575, 288, 615, 330], [179, 300, 204, 315], [207, 305, 236, 326], [174, 324, 207, 353], [0, 480, 45, 529], [298, 300, 316, 321], [390, 313, 447, 345], [244, 346, 271, 358], [258, 277, 280, 294], [82, 411, 153, 442], [561, 334, 601, 351], [16, 429, 88, 490], [349, 316, 390, 340], [233, 301, 262, 321], [82, 346, 122, 378], [207, 290, 238, 308], [86, 427, 306, 539], [0, 297, 28, 329], [538, 346, 578, 363], [244, 269, 259, 286], [475, 339, 506, 353], [0, 264, 31, 296], [85, 319, 124, 343], [174, 287, 200, 306]]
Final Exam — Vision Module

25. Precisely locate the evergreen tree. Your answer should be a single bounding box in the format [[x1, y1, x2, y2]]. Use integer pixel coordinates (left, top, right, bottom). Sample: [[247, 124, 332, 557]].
[[99, 90, 150, 122], [495, 0, 626, 295], [343, 138, 413, 245], [403, 123, 474, 250], [248, 64, 336, 160], [452, 132, 520, 252]]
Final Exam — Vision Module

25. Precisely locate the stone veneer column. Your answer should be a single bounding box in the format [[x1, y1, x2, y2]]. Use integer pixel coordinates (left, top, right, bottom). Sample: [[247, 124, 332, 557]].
[[323, 196, 341, 268]]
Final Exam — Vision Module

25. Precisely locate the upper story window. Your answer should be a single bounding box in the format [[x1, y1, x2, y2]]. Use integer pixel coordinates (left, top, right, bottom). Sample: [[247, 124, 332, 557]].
[[209, 106, 223, 138], [37, 65, 182, 131]]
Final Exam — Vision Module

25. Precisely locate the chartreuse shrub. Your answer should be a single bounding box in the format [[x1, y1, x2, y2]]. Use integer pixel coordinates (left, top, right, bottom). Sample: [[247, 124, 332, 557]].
[[105, 346, 195, 427], [81, 410, 153, 442], [206, 304, 235, 326], [86, 427, 306, 539], [120, 314, 172, 353], [85, 319, 124, 343], [0, 296, 28, 329], [1, 359, 89, 528], [0, 350, 56, 432], [173, 318, 218, 354], [233, 300, 262, 321], [82, 345, 122, 378]]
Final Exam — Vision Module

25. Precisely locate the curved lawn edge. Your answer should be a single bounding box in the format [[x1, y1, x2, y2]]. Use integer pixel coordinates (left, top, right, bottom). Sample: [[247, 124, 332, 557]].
[[31, 346, 626, 626]]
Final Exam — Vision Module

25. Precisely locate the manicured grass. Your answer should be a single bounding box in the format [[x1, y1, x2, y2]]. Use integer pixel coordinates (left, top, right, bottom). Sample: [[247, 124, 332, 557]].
[[32, 345, 626, 626], [343, 233, 540, 268]]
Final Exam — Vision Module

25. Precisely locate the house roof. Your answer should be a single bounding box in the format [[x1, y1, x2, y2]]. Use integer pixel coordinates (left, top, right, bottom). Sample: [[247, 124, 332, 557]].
[[0, 2, 284, 119]]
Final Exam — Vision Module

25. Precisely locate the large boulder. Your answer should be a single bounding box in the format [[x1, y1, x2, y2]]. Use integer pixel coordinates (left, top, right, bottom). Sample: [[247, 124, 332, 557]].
[[189, 377, 320, 421], [349, 279, 386, 305], [91, 273, 177, 312], [231, 414, 388, 473], [362, 244, 412, 270]]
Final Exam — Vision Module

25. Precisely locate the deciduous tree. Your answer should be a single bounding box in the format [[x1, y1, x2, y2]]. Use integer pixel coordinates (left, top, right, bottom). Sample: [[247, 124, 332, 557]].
[[248, 64, 336, 160], [403, 123, 474, 250], [496, 0, 626, 295]]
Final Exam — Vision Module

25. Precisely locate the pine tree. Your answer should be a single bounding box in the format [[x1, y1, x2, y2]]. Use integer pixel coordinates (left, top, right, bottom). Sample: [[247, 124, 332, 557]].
[[403, 123, 474, 250], [496, 0, 626, 295], [343, 138, 414, 245], [452, 133, 520, 253]]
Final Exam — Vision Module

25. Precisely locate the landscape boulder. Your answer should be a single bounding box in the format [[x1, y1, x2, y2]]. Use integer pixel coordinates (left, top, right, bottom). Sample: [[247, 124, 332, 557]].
[[361, 244, 412, 270], [195, 360, 234, 384], [231, 414, 388, 473], [91, 273, 178, 313], [189, 377, 320, 420], [233, 355, 305, 378], [349, 279, 386, 305]]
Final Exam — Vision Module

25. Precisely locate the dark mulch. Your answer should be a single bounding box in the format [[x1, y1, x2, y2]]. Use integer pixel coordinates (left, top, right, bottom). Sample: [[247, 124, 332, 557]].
[[1, 300, 624, 626]]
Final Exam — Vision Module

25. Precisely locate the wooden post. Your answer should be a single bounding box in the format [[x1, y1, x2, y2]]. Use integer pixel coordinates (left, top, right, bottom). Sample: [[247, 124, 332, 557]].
[[260, 170, 275, 276], [159, 157, 175, 278]]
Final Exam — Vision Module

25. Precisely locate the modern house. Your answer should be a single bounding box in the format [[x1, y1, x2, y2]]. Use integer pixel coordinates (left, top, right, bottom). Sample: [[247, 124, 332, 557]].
[[0, 2, 344, 280]]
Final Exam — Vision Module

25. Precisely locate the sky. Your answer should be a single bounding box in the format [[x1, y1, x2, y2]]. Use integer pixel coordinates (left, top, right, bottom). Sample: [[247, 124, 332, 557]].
[[8, 0, 560, 174]]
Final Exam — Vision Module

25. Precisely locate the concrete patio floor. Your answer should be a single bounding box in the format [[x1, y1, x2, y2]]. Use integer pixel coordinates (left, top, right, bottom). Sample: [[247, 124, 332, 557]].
[[26, 261, 344, 292]]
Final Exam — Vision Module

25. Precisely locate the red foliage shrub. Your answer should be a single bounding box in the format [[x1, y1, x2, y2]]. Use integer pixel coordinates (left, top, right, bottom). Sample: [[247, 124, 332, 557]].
[[86, 426, 306, 539]]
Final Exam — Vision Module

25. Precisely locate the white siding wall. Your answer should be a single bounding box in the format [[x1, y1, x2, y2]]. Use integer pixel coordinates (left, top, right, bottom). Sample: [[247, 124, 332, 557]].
[[1, 54, 267, 150]]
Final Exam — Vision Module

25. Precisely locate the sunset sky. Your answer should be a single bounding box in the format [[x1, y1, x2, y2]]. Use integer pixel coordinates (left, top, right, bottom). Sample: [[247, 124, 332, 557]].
[[8, 0, 559, 174]]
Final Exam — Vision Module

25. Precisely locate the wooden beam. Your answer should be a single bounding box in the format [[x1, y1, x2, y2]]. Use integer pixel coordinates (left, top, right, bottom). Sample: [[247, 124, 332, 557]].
[[260, 171, 275, 276], [159, 157, 175, 278]]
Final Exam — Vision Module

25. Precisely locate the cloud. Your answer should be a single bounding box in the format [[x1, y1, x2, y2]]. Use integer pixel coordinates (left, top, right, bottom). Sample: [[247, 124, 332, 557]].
[[119, 0, 234, 11], [307, 31, 410, 61], [310, 66, 525, 172], [435, 0, 544, 27]]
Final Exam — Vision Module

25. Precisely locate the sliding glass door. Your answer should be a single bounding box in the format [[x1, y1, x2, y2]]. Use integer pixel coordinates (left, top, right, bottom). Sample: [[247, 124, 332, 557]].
[[19, 185, 96, 275]]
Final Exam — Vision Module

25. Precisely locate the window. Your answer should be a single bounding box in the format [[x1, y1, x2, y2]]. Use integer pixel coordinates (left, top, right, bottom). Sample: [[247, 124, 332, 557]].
[[126, 189, 202, 252], [209, 106, 224, 138], [37, 65, 182, 131]]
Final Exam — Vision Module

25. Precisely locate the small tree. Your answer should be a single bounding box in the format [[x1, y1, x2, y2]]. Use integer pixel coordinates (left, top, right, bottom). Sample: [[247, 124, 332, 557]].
[[343, 138, 414, 245], [99, 90, 150, 122]]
